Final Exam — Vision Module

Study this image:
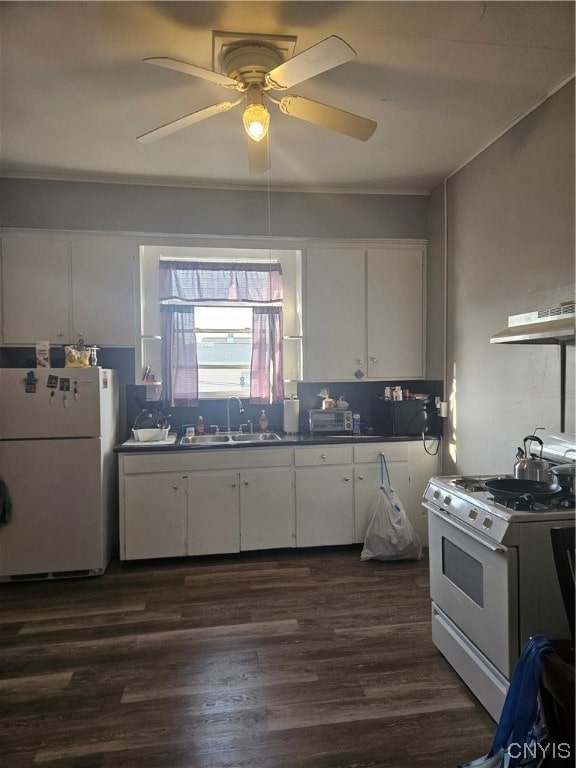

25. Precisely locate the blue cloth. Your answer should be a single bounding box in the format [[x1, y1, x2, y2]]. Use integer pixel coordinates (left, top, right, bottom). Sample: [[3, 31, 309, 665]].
[[458, 635, 552, 768]]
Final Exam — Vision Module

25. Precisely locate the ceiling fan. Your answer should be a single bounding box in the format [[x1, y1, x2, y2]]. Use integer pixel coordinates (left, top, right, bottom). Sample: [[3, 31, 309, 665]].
[[137, 35, 377, 174]]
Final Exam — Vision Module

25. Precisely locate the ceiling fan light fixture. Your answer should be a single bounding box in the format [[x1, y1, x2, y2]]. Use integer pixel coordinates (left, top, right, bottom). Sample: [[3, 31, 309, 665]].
[[243, 102, 270, 142]]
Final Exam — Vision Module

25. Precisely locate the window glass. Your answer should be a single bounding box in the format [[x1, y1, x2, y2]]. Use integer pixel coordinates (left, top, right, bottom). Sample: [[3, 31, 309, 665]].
[[195, 307, 252, 397]]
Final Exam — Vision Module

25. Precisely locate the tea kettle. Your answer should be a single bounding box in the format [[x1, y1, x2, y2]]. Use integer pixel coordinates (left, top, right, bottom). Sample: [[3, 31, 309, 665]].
[[514, 435, 551, 481]]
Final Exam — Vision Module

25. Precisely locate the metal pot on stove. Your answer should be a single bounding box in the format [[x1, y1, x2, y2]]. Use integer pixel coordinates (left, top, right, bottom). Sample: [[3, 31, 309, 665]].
[[548, 463, 576, 498], [514, 435, 551, 481], [484, 477, 562, 503]]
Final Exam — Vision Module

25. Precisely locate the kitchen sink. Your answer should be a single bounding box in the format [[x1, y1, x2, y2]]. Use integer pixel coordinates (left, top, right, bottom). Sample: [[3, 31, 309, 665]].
[[180, 432, 282, 446], [180, 434, 231, 444]]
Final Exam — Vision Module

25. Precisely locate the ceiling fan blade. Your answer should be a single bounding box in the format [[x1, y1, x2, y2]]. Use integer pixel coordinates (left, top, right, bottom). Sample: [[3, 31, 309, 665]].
[[279, 95, 376, 141], [265, 36, 356, 90], [247, 134, 270, 174], [137, 100, 240, 144], [144, 57, 243, 90]]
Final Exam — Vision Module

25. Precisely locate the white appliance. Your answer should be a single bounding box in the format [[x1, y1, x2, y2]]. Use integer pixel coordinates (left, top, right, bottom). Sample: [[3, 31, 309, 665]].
[[0, 367, 119, 580], [423, 433, 575, 721]]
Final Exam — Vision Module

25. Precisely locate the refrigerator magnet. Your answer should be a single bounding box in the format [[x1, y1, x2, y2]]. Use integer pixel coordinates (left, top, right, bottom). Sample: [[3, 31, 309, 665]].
[[46, 375, 59, 389], [24, 371, 38, 393], [59, 377, 70, 392]]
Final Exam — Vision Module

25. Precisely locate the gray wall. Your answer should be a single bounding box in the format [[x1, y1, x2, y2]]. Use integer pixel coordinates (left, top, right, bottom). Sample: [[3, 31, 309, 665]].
[[434, 81, 575, 475], [426, 184, 446, 382], [0, 180, 428, 241]]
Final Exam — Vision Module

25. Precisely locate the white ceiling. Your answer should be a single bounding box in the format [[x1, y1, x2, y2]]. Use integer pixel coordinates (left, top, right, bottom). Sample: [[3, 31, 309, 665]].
[[1, 1, 574, 193]]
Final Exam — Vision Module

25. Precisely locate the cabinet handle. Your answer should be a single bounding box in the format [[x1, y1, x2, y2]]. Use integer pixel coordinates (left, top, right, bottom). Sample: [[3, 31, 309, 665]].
[[231, 483, 237, 488], [370, 356, 378, 363], [344, 477, 350, 482], [320, 453, 326, 460], [243, 480, 249, 486], [355, 358, 362, 365], [172, 485, 179, 490], [358, 475, 365, 481]]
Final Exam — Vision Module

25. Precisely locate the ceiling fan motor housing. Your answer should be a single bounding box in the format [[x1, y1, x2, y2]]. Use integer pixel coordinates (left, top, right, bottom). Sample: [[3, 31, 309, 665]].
[[223, 44, 283, 86]]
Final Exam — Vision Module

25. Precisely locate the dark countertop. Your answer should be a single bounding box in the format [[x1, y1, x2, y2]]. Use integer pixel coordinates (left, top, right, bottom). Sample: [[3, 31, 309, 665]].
[[114, 433, 440, 453]]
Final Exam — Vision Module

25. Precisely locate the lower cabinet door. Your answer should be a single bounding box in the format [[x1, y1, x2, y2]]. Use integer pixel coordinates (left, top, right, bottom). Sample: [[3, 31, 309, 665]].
[[123, 474, 187, 560], [354, 461, 410, 544], [240, 468, 295, 551], [186, 472, 240, 555], [295, 465, 354, 547]]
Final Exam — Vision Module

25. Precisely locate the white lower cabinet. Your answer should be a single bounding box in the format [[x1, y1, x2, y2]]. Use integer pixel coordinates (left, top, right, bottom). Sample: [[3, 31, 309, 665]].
[[240, 468, 295, 550], [120, 448, 295, 560], [119, 441, 437, 560], [408, 443, 440, 546], [187, 471, 240, 556], [353, 443, 411, 544], [295, 446, 354, 547], [123, 473, 187, 560], [296, 465, 354, 546]]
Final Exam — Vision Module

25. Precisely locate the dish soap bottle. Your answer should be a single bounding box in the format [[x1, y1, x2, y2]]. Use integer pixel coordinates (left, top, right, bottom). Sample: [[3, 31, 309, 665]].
[[195, 416, 205, 435], [259, 409, 268, 433]]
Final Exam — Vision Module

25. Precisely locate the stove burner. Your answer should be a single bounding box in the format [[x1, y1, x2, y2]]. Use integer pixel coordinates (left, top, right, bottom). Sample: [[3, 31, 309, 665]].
[[456, 476, 488, 492], [494, 496, 551, 511]]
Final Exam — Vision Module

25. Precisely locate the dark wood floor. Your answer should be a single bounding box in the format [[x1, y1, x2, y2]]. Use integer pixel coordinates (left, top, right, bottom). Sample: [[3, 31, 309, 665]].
[[1, 547, 495, 768]]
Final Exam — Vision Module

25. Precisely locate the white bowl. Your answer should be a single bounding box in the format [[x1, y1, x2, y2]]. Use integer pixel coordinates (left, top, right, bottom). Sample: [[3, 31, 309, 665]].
[[132, 427, 170, 442]]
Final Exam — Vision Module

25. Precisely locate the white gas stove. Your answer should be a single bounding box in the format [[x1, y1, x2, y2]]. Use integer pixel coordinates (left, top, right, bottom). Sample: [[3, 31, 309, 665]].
[[423, 434, 575, 721], [423, 474, 575, 545]]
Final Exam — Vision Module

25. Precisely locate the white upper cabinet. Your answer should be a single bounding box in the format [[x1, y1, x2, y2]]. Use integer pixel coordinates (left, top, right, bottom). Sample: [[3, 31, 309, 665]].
[[366, 247, 425, 379], [303, 244, 426, 381], [71, 237, 136, 346], [1, 237, 71, 343], [1, 234, 136, 346], [303, 247, 366, 380]]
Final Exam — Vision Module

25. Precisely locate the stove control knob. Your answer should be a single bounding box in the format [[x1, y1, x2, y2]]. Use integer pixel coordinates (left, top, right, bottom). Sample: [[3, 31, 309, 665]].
[[468, 509, 478, 521], [482, 517, 493, 529], [433, 490, 441, 500], [444, 495, 452, 506]]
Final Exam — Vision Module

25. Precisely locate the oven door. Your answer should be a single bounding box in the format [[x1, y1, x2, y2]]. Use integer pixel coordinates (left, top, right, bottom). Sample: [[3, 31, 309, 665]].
[[426, 504, 518, 677]]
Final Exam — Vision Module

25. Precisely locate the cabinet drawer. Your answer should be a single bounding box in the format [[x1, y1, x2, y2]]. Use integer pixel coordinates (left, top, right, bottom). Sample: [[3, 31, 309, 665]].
[[121, 447, 293, 474], [295, 445, 353, 466], [353, 442, 409, 464]]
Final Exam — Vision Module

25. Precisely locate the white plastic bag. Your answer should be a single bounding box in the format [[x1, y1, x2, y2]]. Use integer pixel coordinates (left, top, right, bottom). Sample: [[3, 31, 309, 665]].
[[360, 454, 423, 561]]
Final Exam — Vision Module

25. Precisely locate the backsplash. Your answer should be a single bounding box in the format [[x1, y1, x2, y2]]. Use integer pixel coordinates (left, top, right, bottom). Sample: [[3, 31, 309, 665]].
[[125, 379, 444, 440], [296, 379, 444, 435]]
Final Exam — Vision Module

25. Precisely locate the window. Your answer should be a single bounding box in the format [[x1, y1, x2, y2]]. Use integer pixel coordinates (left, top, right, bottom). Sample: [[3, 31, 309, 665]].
[[139, 246, 302, 404], [195, 306, 252, 397], [159, 260, 284, 406]]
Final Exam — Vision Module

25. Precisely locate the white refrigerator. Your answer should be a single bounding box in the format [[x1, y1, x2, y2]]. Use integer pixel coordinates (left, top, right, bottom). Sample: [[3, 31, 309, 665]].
[[0, 367, 119, 579]]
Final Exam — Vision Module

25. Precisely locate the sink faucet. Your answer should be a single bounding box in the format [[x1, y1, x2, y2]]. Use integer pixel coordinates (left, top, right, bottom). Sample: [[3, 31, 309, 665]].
[[226, 397, 244, 433]]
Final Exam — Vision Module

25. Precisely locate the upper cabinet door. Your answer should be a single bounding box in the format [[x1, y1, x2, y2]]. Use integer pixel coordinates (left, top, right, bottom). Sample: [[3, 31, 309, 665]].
[[304, 248, 366, 381], [1, 234, 137, 347], [366, 246, 425, 379], [71, 237, 136, 346], [1, 237, 71, 343], [303, 243, 426, 382]]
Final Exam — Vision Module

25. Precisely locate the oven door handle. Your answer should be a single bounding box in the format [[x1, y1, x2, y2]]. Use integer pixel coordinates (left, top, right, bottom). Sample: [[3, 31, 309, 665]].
[[423, 502, 507, 554]]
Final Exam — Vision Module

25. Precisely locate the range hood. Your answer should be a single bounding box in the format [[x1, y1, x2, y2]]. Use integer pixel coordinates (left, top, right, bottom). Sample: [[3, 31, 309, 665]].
[[491, 303, 575, 344]]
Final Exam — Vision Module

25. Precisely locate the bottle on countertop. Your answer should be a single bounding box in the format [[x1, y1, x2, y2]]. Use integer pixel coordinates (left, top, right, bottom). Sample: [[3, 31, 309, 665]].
[[259, 409, 268, 432], [195, 416, 205, 435]]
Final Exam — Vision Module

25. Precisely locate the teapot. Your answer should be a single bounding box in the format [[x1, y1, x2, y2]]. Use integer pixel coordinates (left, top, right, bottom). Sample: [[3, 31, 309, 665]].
[[514, 435, 551, 481]]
